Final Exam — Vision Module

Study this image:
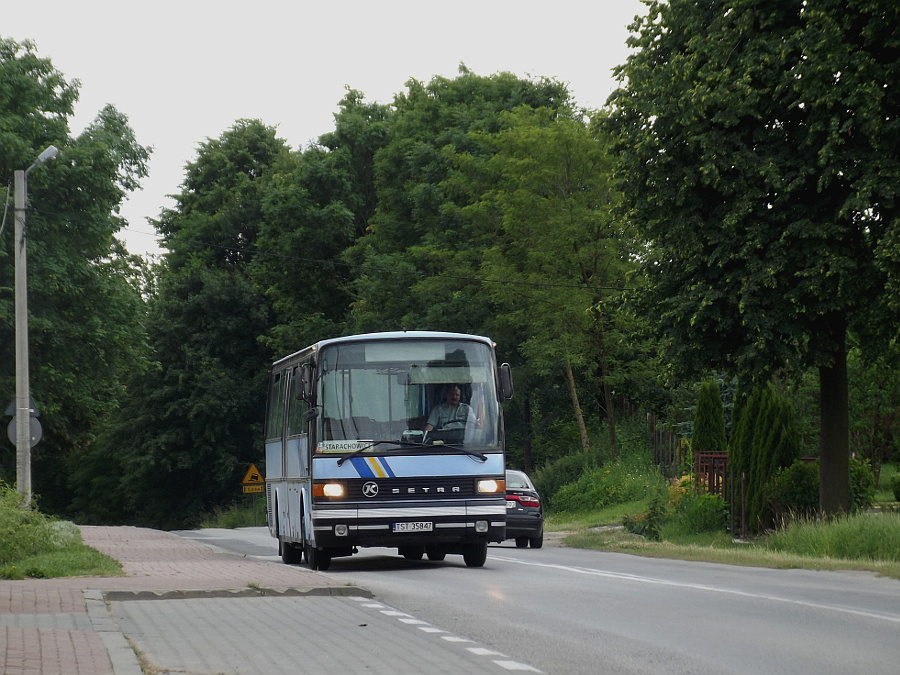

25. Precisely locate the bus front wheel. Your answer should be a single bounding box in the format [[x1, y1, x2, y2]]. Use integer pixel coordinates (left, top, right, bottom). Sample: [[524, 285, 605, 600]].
[[462, 541, 487, 567], [306, 544, 332, 571]]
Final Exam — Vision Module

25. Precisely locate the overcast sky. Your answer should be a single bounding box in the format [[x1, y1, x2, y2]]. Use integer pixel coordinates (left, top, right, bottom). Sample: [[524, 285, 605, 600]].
[[7, 0, 647, 255]]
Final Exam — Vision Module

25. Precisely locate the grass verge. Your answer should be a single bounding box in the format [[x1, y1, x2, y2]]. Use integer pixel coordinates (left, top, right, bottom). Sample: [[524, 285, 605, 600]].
[[547, 508, 900, 579], [0, 483, 123, 580]]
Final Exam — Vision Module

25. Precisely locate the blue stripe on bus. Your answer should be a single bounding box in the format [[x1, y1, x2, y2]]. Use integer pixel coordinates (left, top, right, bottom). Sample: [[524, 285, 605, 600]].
[[349, 456, 397, 478]]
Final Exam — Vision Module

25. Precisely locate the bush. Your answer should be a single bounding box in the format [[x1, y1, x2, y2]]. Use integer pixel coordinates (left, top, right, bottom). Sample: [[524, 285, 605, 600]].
[[623, 498, 667, 541], [532, 451, 601, 507], [850, 457, 875, 511], [770, 460, 819, 521], [674, 493, 728, 534], [0, 483, 78, 565], [550, 455, 667, 513], [769, 457, 876, 525], [892, 473, 900, 502], [533, 413, 660, 508]]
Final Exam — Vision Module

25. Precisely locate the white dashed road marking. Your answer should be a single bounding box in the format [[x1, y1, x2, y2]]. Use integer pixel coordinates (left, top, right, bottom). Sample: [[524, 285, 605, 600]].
[[349, 596, 543, 672]]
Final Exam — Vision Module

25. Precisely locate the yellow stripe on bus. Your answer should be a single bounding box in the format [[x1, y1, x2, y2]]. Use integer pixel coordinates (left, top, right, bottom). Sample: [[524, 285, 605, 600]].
[[367, 457, 388, 478]]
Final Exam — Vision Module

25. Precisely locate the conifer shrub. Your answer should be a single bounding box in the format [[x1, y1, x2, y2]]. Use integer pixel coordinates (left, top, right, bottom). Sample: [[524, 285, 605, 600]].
[[730, 383, 801, 532], [692, 379, 727, 454]]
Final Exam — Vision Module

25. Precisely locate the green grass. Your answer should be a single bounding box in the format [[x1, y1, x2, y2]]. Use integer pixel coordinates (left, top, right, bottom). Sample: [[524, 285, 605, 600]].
[[0, 545, 122, 580], [548, 504, 900, 579], [0, 483, 122, 580], [200, 494, 268, 529]]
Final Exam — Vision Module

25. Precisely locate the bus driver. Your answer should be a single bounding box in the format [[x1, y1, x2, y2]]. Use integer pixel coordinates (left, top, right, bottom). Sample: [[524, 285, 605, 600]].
[[424, 384, 477, 432]]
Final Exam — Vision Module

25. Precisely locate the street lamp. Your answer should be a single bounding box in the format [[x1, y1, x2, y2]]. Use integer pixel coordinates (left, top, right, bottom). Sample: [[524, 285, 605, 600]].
[[13, 144, 58, 506]]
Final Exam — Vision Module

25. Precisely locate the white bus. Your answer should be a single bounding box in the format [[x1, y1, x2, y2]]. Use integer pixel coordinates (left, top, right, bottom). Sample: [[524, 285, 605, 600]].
[[264, 331, 514, 570]]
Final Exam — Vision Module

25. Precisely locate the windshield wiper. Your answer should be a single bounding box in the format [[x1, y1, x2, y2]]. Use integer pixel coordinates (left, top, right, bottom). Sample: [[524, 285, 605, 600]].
[[335, 439, 487, 464], [425, 442, 487, 462]]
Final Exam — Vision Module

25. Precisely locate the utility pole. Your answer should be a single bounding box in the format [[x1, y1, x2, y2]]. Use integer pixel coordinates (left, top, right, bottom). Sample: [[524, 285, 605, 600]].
[[13, 145, 57, 507]]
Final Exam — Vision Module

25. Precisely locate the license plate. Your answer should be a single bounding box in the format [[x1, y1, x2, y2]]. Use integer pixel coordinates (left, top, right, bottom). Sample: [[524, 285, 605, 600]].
[[393, 521, 433, 532]]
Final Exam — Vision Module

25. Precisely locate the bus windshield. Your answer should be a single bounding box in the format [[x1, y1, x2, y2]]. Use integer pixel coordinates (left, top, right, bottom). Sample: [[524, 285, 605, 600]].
[[316, 338, 500, 452]]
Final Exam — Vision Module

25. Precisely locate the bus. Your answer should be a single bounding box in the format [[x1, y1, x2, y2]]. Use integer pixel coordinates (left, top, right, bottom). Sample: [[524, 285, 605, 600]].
[[264, 331, 514, 570]]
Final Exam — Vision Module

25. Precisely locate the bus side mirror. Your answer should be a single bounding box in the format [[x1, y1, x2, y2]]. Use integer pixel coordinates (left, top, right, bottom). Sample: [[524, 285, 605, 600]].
[[296, 363, 313, 401], [499, 363, 514, 400]]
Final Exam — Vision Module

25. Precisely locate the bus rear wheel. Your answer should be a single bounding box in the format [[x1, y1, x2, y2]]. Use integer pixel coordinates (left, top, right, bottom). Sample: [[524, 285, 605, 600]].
[[280, 537, 304, 564], [306, 544, 332, 571], [462, 541, 488, 567]]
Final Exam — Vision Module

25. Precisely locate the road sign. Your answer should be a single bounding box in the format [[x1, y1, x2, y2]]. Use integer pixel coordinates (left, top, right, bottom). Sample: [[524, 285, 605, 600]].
[[7, 417, 42, 447], [242, 463, 263, 485], [4, 397, 40, 417], [242, 484, 264, 494]]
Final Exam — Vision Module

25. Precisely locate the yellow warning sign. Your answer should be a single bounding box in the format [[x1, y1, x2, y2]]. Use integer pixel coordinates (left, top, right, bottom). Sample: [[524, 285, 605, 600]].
[[243, 484, 264, 494], [242, 463, 263, 485]]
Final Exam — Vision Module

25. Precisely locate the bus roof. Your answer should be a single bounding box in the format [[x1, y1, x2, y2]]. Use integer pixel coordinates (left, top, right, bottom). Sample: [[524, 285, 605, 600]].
[[271, 331, 496, 369]]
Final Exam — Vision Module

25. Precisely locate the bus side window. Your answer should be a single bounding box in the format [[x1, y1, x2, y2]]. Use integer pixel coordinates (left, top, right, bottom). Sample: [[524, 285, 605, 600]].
[[266, 372, 286, 440]]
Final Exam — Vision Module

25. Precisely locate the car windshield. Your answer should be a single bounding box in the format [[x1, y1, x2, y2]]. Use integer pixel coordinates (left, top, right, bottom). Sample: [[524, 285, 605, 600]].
[[315, 338, 501, 452]]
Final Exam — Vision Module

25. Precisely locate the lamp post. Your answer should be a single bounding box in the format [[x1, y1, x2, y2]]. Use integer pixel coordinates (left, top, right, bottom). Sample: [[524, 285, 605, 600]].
[[13, 145, 58, 506]]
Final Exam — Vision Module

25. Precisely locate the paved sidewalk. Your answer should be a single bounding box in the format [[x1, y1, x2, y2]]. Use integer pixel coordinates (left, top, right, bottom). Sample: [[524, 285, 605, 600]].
[[1, 527, 542, 674], [0, 526, 359, 675]]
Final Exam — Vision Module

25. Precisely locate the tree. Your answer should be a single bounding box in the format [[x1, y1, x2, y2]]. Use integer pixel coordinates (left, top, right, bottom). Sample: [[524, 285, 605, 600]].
[[607, 0, 900, 515], [108, 120, 281, 527], [252, 91, 391, 354], [346, 67, 571, 334], [0, 39, 151, 513], [113, 262, 271, 527], [455, 108, 639, 457]]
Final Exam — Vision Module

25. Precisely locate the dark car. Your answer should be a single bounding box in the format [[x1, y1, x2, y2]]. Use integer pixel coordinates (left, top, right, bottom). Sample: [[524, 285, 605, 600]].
[[505, 469, 544, 548]]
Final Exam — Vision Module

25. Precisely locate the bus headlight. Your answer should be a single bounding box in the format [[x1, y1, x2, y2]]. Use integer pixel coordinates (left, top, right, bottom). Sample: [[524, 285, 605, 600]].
[[476, 478, 505, 494], [313, 482, 346, 498]]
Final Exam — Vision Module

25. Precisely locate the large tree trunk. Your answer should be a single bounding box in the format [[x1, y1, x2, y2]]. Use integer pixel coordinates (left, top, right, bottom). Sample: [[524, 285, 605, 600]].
[[564, 361, 590, 454], [819, 316, 850, 516]]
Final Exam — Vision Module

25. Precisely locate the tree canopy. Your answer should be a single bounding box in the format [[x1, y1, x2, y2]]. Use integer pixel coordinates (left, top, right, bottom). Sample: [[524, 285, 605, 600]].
[[606, 0, 899, 513], [0, 38, 151, 512]]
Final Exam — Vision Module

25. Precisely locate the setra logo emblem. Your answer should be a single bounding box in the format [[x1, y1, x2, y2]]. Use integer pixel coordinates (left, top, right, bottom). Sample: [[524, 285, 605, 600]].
[[362, 481, 379, 498]]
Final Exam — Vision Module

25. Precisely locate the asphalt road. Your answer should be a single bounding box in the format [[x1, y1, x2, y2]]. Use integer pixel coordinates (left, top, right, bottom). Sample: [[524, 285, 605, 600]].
[[176, 527, 900, 675]]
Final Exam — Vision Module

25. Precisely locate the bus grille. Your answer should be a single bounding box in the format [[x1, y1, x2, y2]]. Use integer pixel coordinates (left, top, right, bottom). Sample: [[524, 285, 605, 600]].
[[345, 476, 477, 501]]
